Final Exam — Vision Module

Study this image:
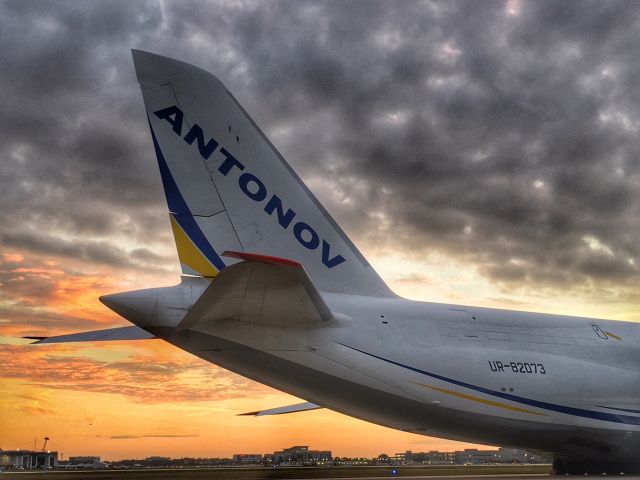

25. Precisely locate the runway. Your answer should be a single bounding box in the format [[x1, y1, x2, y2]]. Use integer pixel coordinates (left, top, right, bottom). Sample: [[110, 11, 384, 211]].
[[0, 469, 552, 479], [8, 463, 640, 479], [0, 473, 636, 479], [0, 474, 556, 479], [0, 472, 636, 479], [2, 468, 630, 480]]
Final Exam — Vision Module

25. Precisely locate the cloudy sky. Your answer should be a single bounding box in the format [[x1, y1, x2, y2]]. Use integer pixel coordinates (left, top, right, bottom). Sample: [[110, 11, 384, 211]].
[[2, 0, 640, 460]]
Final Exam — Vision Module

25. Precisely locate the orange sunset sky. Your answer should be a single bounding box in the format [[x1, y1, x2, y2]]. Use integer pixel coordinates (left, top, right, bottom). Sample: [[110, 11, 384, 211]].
[[3, 0, 640, 462], [2, 245, 639, 460]]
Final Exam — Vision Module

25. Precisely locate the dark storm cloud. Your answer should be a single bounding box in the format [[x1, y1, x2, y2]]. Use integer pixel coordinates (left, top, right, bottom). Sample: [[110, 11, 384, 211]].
[[2, 0, 640, 293], [1, 230, 174, 271], [0, 0, 168, 269]]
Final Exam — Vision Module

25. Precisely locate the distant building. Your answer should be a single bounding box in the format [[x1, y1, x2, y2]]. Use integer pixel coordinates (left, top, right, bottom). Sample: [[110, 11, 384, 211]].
[[272, 445, 332, 465], [390, 451, 413, 464], [145, 456, 171, 463], [497, 448, 549, 464], [0, 449, 58, 470], [68, 455, 100, 463], [333, 456, 369, 466], [422, 450, 456, 464], [455, 448, 499, 465], [405, 448, 548, 465], [67, 455, 107, 469], [232, 453, 263, 464]]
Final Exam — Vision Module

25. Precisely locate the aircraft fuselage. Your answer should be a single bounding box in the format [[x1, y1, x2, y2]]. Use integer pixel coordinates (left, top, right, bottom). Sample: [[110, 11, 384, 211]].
[[105, 284, 640, 471]]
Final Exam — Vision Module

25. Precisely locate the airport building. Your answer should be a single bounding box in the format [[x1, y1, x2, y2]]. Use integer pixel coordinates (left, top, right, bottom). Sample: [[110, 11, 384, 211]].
[[232, 453, 263, 464], [268, 445, 332, 465], [418, 450, 457, 464], [496, 448, 548, 464], [454, 449, 499, 465], [386, 448, 548, 465], [0, 449, 58, 470], [65, 456, 107, 469]]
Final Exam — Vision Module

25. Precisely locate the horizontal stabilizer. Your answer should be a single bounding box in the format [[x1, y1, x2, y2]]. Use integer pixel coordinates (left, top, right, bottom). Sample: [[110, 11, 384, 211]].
[[238, 401, 322, 416], [179, 251, 334, 329], [27, 326, 155, 344]]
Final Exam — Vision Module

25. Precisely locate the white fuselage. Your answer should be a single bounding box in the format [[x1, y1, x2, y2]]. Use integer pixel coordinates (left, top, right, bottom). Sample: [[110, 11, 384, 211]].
[[122, 284, 640, 463]]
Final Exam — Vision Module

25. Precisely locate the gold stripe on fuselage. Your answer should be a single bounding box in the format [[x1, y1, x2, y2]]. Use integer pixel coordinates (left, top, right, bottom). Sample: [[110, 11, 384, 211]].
[[412, 382, 546, 416], [604, 331, 622, 341]]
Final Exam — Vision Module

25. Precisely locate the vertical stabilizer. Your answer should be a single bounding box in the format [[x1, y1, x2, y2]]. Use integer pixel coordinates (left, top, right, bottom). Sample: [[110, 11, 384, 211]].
[[133, 50, 394, 297]]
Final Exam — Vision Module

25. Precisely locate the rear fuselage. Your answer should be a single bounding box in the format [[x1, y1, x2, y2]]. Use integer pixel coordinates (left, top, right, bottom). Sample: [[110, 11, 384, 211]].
[[116, 284, 640, 465]]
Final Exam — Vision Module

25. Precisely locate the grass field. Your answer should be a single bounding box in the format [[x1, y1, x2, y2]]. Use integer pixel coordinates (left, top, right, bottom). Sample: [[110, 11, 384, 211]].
[[0, 464, 551, 479]]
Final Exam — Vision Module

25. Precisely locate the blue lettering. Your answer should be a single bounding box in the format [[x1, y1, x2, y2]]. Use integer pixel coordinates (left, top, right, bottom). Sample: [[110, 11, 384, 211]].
[[239, 173, 267, 202], [218, 148, 245, 175], [321, 240, 346, 268], [264, 194, 296, 229], [156, 106, 346, 268], [184, 124, 218, 160], [293, 222, 320, 250], [154, 106, 183, 135]]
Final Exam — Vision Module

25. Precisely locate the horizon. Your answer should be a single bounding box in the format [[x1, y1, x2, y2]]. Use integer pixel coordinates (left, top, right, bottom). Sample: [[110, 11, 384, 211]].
[[3, 444, 540, 463]]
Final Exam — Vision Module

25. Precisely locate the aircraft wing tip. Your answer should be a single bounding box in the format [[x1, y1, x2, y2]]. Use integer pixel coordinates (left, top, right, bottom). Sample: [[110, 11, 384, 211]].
[[237, 402, 322, 417]]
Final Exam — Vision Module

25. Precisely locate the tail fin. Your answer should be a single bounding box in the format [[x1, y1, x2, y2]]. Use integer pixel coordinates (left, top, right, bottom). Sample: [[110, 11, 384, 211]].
[[132, 50, 393, 297]]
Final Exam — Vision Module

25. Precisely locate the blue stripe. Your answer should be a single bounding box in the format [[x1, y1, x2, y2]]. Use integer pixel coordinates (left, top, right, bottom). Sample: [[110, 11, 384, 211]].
[[598, 406, 640, 414], [148, 120, 226, 272], [338, 343, 640, 426]]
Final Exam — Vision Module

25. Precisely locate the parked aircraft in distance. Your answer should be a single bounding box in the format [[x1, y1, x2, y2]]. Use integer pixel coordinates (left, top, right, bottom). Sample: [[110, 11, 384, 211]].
[[30, 50, 640, 475]]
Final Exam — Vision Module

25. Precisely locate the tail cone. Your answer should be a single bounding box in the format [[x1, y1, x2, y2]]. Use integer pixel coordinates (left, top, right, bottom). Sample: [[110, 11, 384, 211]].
[[99, 290, 157, 327]]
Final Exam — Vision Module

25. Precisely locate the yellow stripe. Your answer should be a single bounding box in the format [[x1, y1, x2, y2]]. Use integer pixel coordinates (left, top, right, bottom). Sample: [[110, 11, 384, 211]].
[[603, 331, 622, 341], [170, 214, 219, 277], [412, 382, 546, 416]]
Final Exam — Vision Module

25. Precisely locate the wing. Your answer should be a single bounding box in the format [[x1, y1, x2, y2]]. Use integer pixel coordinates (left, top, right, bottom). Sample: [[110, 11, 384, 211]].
[[26, 326, 155, 344], [238, 401, 323, 416]]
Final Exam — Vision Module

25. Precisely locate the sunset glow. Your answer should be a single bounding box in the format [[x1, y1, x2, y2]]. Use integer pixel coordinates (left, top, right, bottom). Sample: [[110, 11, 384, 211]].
[[2, 246, 638, 460]]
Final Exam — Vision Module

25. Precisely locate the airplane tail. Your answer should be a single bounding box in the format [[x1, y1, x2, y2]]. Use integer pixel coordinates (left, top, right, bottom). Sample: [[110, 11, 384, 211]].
[[132, 50, 394, 297]]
